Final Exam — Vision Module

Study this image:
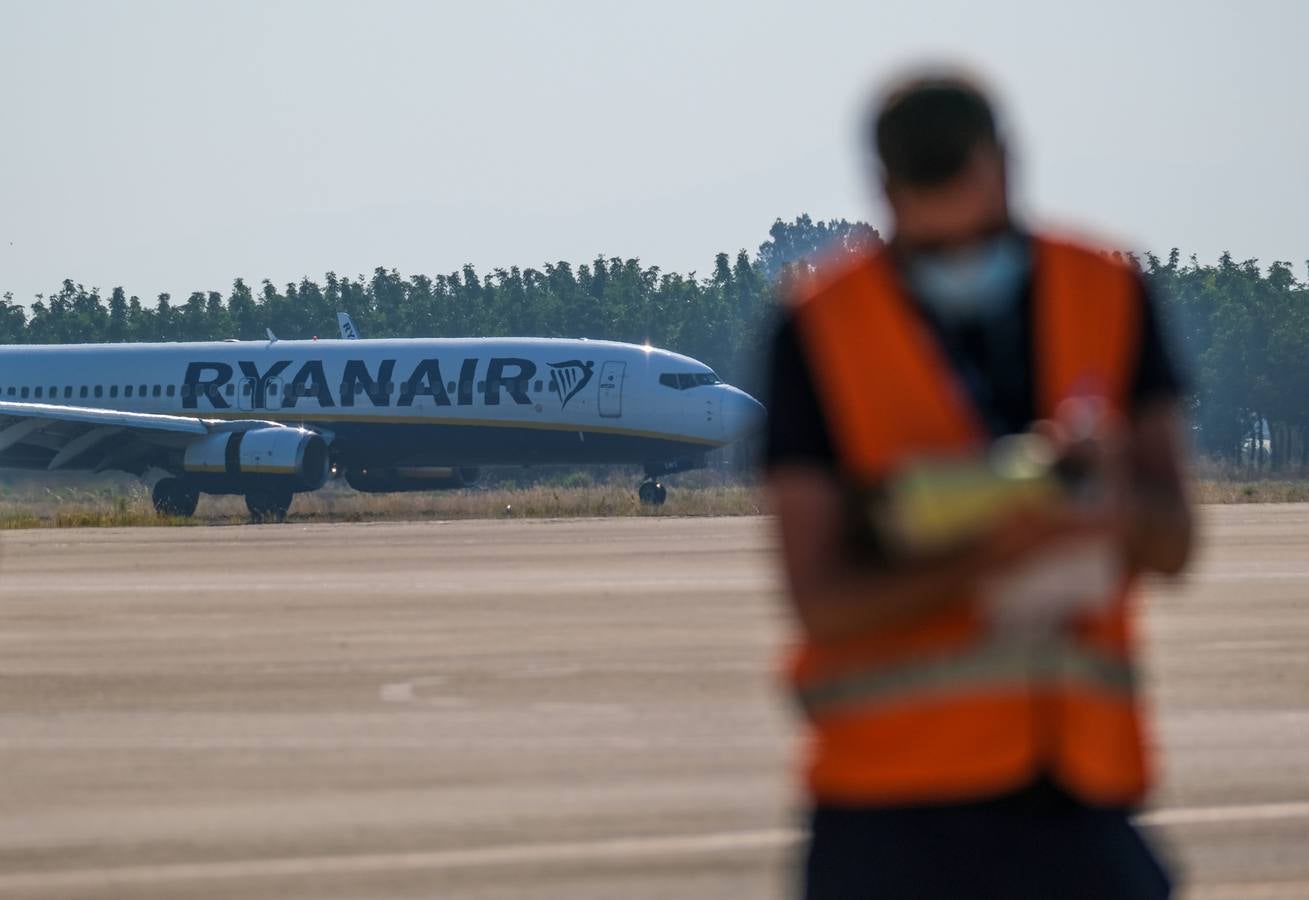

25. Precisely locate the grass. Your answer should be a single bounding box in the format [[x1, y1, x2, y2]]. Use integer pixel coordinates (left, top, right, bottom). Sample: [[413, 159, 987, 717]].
[[0, 474, 765, 529], [1, 470, 1307, 530], [1191, 479, 1309, 504]]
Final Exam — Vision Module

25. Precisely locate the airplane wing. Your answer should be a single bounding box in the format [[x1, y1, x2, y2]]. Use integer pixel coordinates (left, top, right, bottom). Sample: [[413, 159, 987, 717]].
[[0, 401, 291, 475]]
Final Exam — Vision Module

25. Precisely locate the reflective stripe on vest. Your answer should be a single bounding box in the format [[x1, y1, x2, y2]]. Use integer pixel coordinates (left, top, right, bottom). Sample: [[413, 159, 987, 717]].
[[796, 636, 1136, 719]]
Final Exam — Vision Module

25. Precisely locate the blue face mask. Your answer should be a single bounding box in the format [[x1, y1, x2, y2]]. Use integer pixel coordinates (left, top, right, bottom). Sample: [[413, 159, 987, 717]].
[[905, 233, 1029, 321]]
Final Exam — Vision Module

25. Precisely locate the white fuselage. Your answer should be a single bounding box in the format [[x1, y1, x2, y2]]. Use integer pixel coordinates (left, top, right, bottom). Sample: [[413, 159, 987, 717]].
[[0, 337, 763, 474]]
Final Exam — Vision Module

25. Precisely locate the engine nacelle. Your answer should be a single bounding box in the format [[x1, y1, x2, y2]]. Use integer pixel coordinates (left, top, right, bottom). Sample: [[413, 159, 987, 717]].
[[345, 465, 480, 494], [183, 426, 329, 492]]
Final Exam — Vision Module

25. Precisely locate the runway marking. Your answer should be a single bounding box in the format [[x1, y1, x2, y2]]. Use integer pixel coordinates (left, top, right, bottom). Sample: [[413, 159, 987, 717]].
[[0, 828, 796, 891], [1189, 881, 1309, 900], [1138, 801, 1309, 826], [1200, 639, 1294, 651], [378, 682, 415, 703], [2, 802, 1308, 891]]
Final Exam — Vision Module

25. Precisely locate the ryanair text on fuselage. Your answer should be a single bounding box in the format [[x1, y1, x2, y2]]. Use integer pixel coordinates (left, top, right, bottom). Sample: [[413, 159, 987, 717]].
[[183, 357, 595, 411]]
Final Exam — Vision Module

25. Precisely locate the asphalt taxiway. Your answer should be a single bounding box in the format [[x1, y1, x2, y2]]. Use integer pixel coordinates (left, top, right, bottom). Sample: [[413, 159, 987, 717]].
[[2, 508, 1307, 898]]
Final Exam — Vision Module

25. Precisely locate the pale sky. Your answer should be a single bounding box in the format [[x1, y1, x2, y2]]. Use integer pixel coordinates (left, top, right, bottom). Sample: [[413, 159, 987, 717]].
[[2, 0, 1306, 305]]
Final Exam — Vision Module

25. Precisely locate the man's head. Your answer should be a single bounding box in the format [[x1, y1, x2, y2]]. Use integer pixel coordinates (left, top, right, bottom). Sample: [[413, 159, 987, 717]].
[[870, 74, 1010, 251]]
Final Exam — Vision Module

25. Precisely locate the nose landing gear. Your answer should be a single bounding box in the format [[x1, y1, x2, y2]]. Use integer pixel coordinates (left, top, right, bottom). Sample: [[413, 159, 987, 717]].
[[638, 479, 667, 506], [638, 455, 706, 506]]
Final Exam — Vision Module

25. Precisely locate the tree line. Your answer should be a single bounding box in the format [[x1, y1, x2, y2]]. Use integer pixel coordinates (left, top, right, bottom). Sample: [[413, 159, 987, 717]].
[[1, 215, 1303, 472]]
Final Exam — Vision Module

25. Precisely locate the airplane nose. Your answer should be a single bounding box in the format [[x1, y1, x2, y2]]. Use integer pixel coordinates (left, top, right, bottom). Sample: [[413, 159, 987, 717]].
[[720, 386, 766, 442]]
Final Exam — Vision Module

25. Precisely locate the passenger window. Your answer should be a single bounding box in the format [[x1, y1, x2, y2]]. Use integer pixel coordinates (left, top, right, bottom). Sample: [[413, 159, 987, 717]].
[[6, 386, 13, 396], [139, 384, 147, 396], [125, 385, 134, 398], [94, 386, 103, 398], [355, 383, 365, 395], [477, 381, 485, 392], [21, 387, 29, 398], [180, 385, 191, 399], [225, 384, 234, 396], [548, 380, 558, 393], [166, 385, 176, 398], [64, 386, 73, 399], [534, 380, 543, 393], [152, 385, 161, 397], [109, 386, 118, 398], [447, 381, 456, 394], [49, 386, 56, 397], [34, 387, 42, 399], [242, 382, 252, 396], [80, 386, 88, 398]]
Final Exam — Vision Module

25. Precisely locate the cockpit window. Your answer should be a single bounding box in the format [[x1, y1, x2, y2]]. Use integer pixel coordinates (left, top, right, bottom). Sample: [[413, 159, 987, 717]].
[[659, 372, 722, 390]]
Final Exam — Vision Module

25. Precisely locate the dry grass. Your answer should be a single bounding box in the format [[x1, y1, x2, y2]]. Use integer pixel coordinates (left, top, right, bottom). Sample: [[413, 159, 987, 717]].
[[0, 477, 764, 529], [1191, 479, 1309, 504], [2, 470, 1308, 530]]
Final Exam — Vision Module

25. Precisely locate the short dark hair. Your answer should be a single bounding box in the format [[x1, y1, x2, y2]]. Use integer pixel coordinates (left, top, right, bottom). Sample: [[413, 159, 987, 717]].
[[871, 75, 1000, 187]]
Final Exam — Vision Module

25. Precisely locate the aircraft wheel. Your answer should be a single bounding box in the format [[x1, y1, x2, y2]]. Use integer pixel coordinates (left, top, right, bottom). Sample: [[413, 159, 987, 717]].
[[638, 480, 667, 506], [152, 478, 199, 517], [246, 488, 293, 523]]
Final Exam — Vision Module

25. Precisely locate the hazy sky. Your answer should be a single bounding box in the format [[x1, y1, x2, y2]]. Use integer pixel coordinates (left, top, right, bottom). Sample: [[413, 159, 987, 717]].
[[2, 0, 1306, 305]]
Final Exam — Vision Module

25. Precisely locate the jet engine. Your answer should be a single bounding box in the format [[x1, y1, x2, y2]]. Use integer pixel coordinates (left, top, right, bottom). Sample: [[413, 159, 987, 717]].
[[345, 465, 481, 493], [182, 426, 330, 492]]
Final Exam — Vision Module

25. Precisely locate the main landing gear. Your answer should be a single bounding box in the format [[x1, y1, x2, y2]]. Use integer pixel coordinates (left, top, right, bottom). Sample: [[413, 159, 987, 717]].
[[151, 478, 200, 518], [245, 487, 294, 523], [638, 479, 667, 506], [150, 477, 294, 523]]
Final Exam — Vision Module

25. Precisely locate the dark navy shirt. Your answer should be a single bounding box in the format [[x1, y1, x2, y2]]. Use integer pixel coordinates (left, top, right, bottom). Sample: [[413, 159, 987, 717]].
[[765, 266, 1182, 471]]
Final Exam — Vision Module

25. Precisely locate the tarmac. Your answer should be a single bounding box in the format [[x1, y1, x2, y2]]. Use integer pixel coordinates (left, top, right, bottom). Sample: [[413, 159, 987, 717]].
[[1, 506, 1307, 899]]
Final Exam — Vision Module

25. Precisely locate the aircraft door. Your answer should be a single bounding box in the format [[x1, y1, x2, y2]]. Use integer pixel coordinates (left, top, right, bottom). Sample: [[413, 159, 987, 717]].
[[597, 361, 625, 418], [264, 377, 283, 410], [238, 377, 255, 411]]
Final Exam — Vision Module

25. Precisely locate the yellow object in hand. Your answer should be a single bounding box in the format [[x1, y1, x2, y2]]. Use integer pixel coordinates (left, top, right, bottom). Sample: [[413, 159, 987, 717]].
[[874, 435, 1065, 557]]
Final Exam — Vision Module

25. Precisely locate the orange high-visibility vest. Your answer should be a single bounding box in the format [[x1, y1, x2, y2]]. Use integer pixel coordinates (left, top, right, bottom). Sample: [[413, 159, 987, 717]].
[[788, 235, 1150, 807]]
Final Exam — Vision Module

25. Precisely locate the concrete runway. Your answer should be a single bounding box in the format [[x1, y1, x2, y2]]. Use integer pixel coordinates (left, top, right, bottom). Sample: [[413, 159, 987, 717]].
[[1, 507, 1307, 899]]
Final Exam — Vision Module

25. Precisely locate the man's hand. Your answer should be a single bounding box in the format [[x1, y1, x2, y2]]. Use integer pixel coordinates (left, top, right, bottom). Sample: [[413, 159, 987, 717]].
[[1040, 396, 1192, 576]]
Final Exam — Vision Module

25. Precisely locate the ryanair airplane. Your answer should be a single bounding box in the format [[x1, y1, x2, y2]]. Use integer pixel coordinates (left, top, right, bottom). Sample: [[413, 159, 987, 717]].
[[0, 332, 764, 520]]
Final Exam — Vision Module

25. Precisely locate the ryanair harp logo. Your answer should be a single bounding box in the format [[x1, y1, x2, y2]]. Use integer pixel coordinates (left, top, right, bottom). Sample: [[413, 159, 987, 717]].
[[548, 360, 594, 409]]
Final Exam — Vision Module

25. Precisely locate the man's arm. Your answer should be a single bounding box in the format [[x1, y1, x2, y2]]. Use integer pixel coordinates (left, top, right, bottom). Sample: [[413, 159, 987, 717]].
[[1122, 399, 1193, 575], [770, 464, 1107, 644], [1120, 276, 1193, 576]]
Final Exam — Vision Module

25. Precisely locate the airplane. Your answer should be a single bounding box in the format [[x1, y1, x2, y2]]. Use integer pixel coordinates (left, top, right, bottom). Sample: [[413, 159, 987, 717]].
[[0, 335, 765, 521]]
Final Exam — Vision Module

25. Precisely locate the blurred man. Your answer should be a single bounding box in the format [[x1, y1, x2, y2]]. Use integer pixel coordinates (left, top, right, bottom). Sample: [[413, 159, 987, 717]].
[[766, 74, 1192, 899]]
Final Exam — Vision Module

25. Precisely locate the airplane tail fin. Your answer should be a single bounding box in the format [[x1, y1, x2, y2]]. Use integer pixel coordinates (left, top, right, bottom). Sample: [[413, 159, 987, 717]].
[[337, 312, 360, 340]]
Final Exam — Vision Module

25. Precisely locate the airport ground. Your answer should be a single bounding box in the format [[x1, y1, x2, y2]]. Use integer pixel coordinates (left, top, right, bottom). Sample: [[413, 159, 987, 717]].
[[1, 509, 1307, 899]]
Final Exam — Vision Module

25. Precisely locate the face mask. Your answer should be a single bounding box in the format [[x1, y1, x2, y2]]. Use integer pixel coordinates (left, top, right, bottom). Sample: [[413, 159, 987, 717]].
[[905, 233, 1029, 321]]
